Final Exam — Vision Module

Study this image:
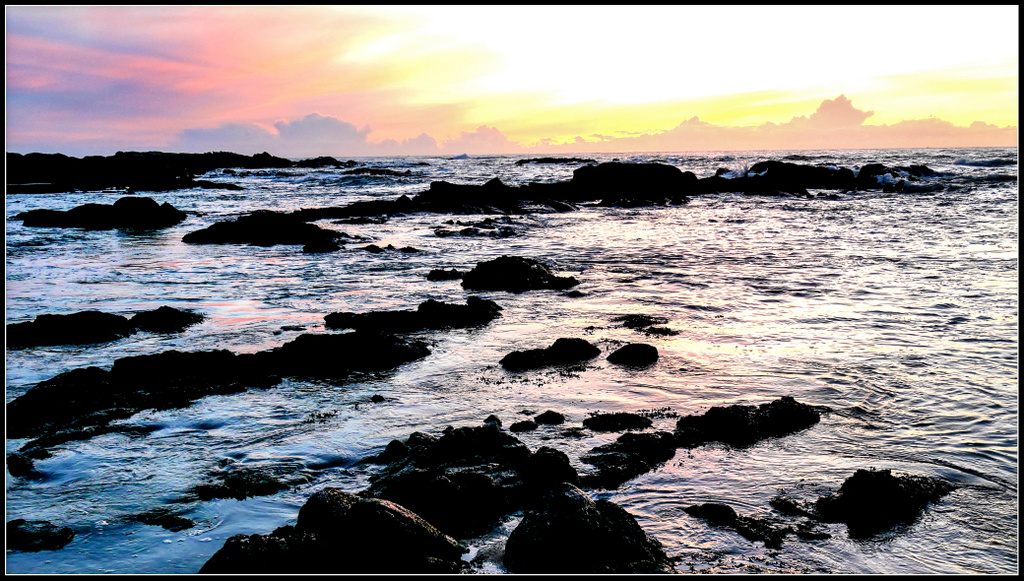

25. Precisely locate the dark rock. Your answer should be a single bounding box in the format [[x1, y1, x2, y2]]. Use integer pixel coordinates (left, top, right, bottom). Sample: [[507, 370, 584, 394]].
[[7, 151, 294, 194], [674, 396, 825, 448], [572, 162, 696, 206], [182, 210, 344, 247], [302, 239, 342, 253], [461, 255, 579, 293], [363, 244, 384, 253], [503, 483, 674, 573], [14, 196, 188, 230], [363, 468, 512, 539], [509, 420, 538, 433], [534, 410, 566, 425], [579, 431, 677, 489], [500, 338, 600, 371], [325, 297, 502, 334], [684, 503, 737, 525], [131, 508, 196, 531], [6, 519, 75, 552], [6, 311, 133, 348], [369, 394, 386, 403], [427, 423, 531, 469], [613, 314, 668, 330], [814, 468, 956, 537], [685, 503, 792, 549], [426, 268, 464, 281], [192, 465, 312, 501], [342, 167, 412, 177], [582, 412, 653, 432], [7, 331, 427, 450], [129, 306, 205, 333], [564, 290, 586, 298], [294, 156, 355, 168], [193, 179, 244, 191], [398, 246, 420, 253], [264, 331, 430, 379], [6, 453, 41, 479], [200, 488, 466, 574], [607, 344, 659, 366], [483, 414, 502, 428], [515, 157, 596, 166], [520, 447, 579, 489]]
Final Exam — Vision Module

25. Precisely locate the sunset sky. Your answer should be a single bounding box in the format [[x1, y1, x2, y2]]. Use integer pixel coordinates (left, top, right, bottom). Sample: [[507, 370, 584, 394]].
[[5, 5, 1019, 157]]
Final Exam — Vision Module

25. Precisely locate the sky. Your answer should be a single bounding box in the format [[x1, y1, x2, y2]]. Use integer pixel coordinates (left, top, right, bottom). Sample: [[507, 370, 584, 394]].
[[5, 5, 1019, 157]]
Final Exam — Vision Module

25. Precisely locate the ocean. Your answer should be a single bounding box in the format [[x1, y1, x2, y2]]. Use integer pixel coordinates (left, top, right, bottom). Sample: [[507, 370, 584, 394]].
[[5, 147, 1018, 573]]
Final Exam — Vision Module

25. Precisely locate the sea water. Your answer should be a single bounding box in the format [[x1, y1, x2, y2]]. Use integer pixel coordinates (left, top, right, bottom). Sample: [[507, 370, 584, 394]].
[[5, 147, 1017, 573]]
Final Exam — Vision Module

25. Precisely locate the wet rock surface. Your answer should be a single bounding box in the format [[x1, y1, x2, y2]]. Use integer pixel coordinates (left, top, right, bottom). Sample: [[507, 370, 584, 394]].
[[674, 396, 825, 447], [7, 519, 75, 552], [13, 196, 188, 230], [182, 210, 347, 247], [503, 483, 675, 573], [813, 468, 956, 537], [499, 338, 600, 371], [461, 255, 579, 293], [200, 488, 467, 574], [325, 297, 502, 334], [534, 410, 566, 425]]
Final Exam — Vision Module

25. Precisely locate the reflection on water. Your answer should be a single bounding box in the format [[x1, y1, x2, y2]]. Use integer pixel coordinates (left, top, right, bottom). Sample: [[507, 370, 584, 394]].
[[5, 148, 1018, 574]]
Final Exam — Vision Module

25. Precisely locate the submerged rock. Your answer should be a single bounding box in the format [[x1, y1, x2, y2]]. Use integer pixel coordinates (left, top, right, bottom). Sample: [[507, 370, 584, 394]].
[[674, 396, 825, 447], [606, 343, 659, 366], [500, 338, 600, 371], [461, 255, 579, 293], [6, 519, 75, 552], [503, 483, 675, 573], [200, 488, 466, 574], [814, 468, 956, 537], [191, 465, 312, 501], [325, 297, 502, 334], [14, 196, 187, 230], [579, 431, 677, 489], [684, 503, 792, 549]]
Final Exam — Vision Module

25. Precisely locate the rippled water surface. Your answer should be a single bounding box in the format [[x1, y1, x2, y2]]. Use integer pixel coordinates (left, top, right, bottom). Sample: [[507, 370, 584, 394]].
[[5, 148, 1018, 574]]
